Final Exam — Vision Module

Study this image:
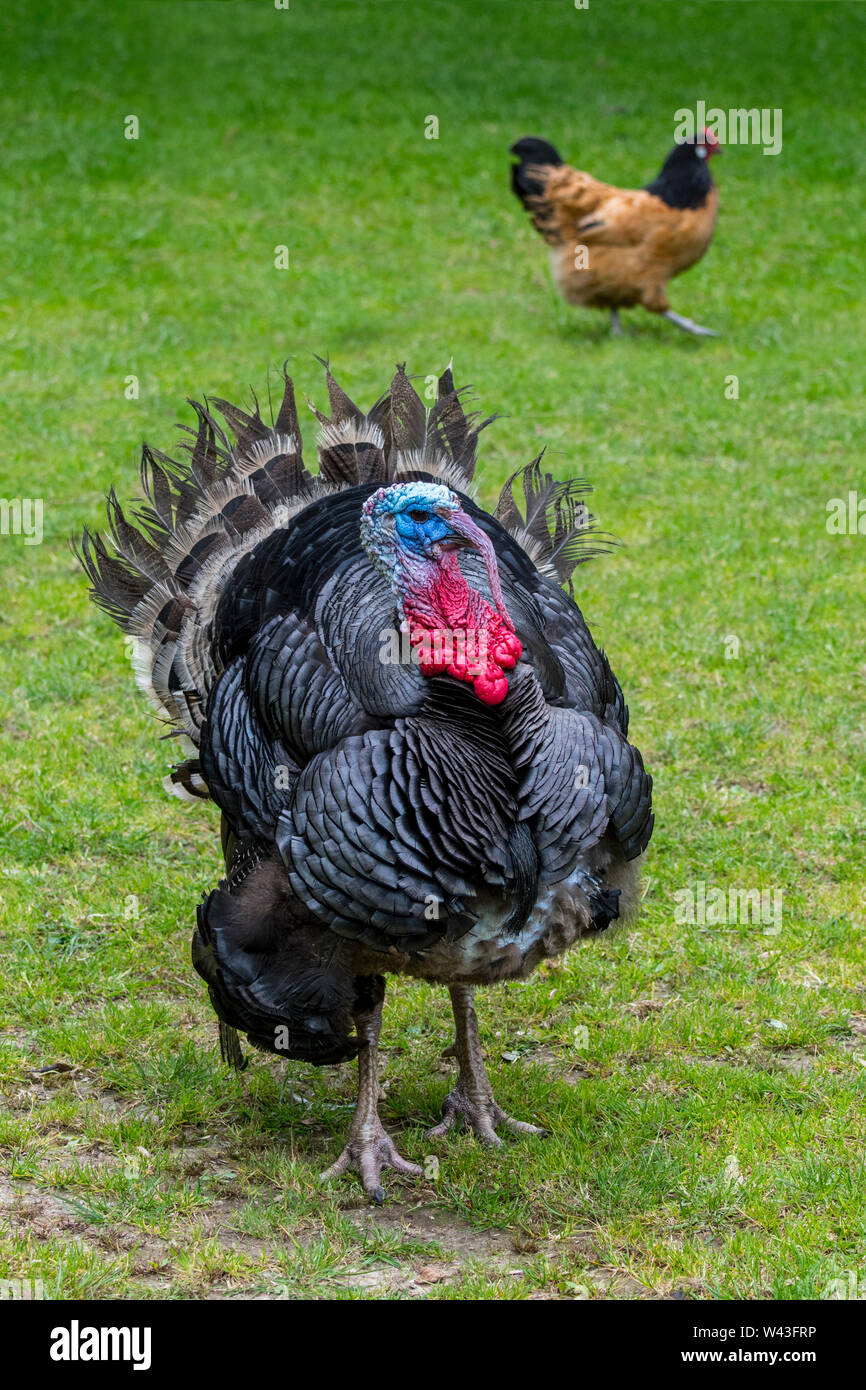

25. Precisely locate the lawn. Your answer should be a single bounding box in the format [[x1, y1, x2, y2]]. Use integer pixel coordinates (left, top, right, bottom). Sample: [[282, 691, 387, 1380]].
[[0, 0, 864, 1301]]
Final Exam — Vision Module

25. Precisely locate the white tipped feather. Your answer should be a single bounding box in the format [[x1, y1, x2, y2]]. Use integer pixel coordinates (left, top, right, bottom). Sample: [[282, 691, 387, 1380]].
[[82, 362, 546, 795], [393, 447, 478, 497], [317, 418, 385, 451]]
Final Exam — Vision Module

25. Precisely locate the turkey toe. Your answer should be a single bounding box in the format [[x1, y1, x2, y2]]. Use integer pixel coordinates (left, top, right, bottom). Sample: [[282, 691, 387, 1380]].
[[321, 1124, 423, 1203], [427, 1084, 546, 1145]]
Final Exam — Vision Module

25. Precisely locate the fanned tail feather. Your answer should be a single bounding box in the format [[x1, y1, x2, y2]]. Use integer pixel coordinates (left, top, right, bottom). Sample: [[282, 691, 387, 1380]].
[[494, 452, 613, 593], [78, 366, 323, 750], [78, 358, 612, 794]]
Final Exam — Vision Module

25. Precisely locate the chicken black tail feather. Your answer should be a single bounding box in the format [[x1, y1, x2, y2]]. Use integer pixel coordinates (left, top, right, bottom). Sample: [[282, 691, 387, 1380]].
[[510, 136, 564, 205]]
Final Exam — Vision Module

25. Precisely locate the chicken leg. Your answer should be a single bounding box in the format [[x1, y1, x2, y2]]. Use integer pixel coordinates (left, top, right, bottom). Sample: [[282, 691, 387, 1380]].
[[663, 308, 718, 337], [428, 985, 546, 1145], [610, 308, 624, 337], [321, 984, 422, 1203]]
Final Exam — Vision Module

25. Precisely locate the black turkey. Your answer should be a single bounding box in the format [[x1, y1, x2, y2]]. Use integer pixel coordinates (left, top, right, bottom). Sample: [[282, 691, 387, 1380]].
[[79, 360, 653, 1201]]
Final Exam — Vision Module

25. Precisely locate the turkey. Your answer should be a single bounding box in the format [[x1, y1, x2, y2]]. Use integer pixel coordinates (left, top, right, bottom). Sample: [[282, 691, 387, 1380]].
[[79, 359, 653, 1202]]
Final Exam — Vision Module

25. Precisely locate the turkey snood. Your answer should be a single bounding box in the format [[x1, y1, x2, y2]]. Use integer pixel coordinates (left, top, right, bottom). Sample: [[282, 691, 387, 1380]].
[[361, 481, 523, 705]]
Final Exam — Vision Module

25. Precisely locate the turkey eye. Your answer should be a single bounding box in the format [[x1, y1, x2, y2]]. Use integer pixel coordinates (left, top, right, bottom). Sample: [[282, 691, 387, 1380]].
[[408, 510, 429, 523]]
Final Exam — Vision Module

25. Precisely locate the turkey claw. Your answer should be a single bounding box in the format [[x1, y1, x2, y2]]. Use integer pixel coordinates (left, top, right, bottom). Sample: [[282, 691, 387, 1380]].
[[321, 1120, 423, 1203], [427, 1085, 547, 1147]]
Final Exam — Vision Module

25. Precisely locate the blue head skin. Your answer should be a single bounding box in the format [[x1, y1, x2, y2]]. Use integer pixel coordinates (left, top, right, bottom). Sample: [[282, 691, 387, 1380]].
[[393, 495, 462, 556], [360, 480, 512, 623], [361, 482, 471, 579]]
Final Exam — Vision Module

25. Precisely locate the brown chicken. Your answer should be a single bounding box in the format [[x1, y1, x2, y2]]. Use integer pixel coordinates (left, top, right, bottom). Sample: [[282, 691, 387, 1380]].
[[510, 131, 721, 337]]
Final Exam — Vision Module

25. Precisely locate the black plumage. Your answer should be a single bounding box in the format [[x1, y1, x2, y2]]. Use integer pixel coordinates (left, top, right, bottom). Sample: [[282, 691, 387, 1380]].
[[644, 139, 715, 211], [79, 359, 653, 1199]]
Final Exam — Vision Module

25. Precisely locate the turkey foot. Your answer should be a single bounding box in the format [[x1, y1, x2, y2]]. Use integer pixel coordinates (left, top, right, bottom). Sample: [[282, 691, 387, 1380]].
[[427, 985, 546, 1146], [320, 986, 422, 1204], [428, 1082, 546, 1146], [321, 1118, 422, 1204]]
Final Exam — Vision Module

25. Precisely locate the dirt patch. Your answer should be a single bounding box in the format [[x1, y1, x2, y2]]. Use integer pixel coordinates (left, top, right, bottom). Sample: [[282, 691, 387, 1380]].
[[340, 1203, 625, 1298], [345, 1202, 515, 1263], [0, 1172, 174, 1277], [759, 1048, 817, 1075], [0, 1167, 269, 1281], [526, 1044, 591, 1085], [7, 1065, 128, 1120]]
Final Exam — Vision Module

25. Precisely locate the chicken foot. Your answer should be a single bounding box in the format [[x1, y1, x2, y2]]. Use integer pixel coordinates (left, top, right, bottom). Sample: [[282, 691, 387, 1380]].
[[663, 308, 718, 337], [321, 987, 422, 1204], [428, 985, 546, 1146]]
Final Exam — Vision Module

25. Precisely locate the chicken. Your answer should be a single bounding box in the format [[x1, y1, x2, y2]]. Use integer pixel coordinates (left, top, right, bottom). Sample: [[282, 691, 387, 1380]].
[[511, 131, 721, 336], [79, 361, 653, 1202]]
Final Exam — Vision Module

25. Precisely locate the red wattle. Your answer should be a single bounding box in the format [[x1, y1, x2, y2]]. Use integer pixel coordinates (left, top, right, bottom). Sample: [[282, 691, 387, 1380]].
[[473, 671, 509, 705], [403, 551, 522, 705]]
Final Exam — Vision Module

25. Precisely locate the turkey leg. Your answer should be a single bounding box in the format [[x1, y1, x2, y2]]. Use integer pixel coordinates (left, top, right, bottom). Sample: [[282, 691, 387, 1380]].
[[428, 985, 546, 1145], [321, 984, 422, 1204]]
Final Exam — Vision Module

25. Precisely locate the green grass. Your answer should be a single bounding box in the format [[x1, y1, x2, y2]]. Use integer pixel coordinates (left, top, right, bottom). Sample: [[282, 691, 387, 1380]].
[[1, 0, 865, 1300]]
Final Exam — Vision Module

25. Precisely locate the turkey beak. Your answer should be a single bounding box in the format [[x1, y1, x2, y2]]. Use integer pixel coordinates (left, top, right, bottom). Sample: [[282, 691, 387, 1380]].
[[447, 509, 515, 633]]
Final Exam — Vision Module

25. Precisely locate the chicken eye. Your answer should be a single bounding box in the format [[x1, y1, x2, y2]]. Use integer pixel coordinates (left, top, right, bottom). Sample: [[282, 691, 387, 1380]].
[[408, 509, 430, 524]]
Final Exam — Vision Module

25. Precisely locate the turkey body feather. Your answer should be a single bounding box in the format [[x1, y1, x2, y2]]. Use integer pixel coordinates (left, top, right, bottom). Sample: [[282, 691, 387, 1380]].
[[79, 359, 653, 1198]]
